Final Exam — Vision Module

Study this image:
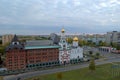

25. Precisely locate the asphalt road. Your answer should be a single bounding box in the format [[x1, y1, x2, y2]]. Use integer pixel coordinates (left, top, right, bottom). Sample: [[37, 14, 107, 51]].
[[4, 57, 120, 80]]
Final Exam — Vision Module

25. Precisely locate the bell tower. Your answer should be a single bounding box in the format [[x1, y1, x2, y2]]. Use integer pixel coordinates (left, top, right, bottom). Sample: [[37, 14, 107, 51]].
[[59, 28, 70, 64], [59, 28, 68, 50]]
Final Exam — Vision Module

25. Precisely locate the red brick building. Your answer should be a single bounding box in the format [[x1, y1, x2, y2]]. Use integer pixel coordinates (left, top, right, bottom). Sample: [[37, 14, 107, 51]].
[[5, 35, 60, 70]]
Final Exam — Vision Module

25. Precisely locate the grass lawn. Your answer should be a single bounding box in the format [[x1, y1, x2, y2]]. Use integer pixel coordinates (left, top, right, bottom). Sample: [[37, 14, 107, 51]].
[[0, 76, 3, 80], [25, 63, 120, 80]]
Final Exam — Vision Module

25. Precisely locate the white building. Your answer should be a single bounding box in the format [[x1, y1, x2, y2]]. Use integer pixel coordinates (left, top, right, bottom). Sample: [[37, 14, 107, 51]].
[[70, 37, 83, 60], [59, 29, 83, 64]]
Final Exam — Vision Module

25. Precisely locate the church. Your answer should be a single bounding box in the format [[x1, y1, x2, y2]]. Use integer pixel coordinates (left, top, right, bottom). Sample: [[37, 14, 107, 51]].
[[59, 28, 83, 64]]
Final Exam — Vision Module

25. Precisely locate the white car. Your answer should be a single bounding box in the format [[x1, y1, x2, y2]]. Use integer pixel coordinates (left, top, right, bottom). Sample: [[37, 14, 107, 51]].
[[83, 57, 90, 62], [0, 68, 7, 72]]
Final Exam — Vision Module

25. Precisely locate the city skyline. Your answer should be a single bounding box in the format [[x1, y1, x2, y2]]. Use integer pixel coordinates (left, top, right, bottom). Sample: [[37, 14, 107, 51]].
[[0, 0, 120, 35]]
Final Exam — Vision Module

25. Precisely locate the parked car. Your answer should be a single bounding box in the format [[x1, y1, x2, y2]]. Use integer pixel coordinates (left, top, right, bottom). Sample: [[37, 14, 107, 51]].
[[83, 57, 90, 62], [0, 68, 7, 72]]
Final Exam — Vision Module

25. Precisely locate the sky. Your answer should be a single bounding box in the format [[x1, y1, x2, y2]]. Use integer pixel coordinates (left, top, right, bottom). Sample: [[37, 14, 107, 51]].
[[0, 0, 120, 35]]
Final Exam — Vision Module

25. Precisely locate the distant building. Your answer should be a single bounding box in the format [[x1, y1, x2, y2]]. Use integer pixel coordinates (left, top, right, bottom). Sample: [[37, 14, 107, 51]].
[[50, 33, 60, 44], [105, 31, 120, 45], [98, 47, 116, 53], [82, 34, 105, 45], [2, 34, 14, 46]]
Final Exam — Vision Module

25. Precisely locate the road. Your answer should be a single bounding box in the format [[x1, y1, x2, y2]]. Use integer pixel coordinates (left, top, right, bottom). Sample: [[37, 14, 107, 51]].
[[3, 57, 120, 80]]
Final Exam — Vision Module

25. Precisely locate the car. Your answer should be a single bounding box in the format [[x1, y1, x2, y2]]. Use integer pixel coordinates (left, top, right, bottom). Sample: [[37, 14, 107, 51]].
[[83, 57, 90, 62], [0, 68, 7, 72]]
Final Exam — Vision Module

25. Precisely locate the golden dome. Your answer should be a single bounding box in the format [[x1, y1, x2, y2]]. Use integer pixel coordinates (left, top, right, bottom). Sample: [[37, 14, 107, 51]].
[[73, 37, 78, 41], [61, 28, 65, 33]]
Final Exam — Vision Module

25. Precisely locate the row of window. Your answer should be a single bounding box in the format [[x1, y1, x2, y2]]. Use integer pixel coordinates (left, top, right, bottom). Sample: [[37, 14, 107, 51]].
[[28, 55, 58, 60], [28, 58, 58, 63], [8, 64, 25, 67], [27, 52, 58, 56], [9, 66, 24, 70]]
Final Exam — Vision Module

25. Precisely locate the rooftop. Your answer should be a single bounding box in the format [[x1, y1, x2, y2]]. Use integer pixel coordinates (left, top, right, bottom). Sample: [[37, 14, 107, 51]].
[[25, 40, 54, 47], [25, 45, 60, 50]]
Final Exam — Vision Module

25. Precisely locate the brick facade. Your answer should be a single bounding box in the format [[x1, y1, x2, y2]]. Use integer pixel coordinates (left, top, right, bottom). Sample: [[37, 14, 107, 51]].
[[6, 49, 26, 70], [6, 47, 59, 70]]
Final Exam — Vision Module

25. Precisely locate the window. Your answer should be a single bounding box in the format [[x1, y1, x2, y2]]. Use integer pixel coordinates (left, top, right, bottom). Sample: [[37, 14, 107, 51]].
[[63, 41, 65, 43]]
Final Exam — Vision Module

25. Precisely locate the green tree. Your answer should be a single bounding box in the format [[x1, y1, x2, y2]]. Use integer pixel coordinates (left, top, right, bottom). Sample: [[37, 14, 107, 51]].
[[89, 58, 96, 71], [66, 38, 73, 44], [116, 45, 120, 50], [78, 39, 84, 46], [111, 42, 120, 50], [0, 42, 10, 55], [0, 40, 2, 44], [0, 55, 3, 66], [87, 40, 96, 47], [0, 46, 5, 55], [89, 51, 93, 57], [98, 41, 107, 46], [95, 52, 100, 59], [57, 72, 62, 80], [78, 39, 88, 46], [83, 40, 87, 45], [112, 42, 117, 48]]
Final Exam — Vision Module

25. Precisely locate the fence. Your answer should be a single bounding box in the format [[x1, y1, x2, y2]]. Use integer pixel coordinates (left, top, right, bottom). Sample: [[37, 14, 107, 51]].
[[111, 63, 120, 78]]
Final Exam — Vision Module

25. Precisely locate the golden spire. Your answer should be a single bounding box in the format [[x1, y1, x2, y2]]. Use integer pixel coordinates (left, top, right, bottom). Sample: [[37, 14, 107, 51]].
[[61, 28, 65, 33]]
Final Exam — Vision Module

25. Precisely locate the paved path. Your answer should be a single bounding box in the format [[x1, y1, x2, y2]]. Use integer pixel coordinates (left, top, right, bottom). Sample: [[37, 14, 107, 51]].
[[4, 57, 120, 80]]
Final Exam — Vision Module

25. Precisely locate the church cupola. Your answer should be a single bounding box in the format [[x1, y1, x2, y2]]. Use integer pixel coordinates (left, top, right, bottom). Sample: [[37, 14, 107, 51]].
[[61, 28, 65, 33], [73, 36, 79, 47], [73, 37, 78, 42]]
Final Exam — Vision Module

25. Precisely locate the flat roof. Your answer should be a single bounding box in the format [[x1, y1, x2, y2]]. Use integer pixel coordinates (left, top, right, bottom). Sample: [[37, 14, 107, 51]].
[[25, 45, 60, 50]]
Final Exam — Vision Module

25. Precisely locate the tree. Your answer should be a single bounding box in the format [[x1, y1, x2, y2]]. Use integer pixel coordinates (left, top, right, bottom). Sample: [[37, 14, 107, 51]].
[[98, 41, 107, 46], [89, 51, 93, 57], [112, 42, 117, 48], [116, 45, 120, 50], [87, 40, 96, 47], [0, 46, 5, 55], [57, 72, 62, 80], [0, 42, 10, 55], [0, 40, 2, 44], [0, 55, 3, 66], [78, 39, 88, 46], [66, 38, 73, 44], [89, 58, 96, 71], [83, 40, 87, 45], [110, 42, 120, 50], [78, 39, 83, 46], [95, 52, 100, 59]]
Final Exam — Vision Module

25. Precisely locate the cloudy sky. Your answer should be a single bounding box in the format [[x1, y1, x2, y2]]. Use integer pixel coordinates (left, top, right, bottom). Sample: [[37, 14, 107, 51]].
[[0, 0, 120, 35]]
